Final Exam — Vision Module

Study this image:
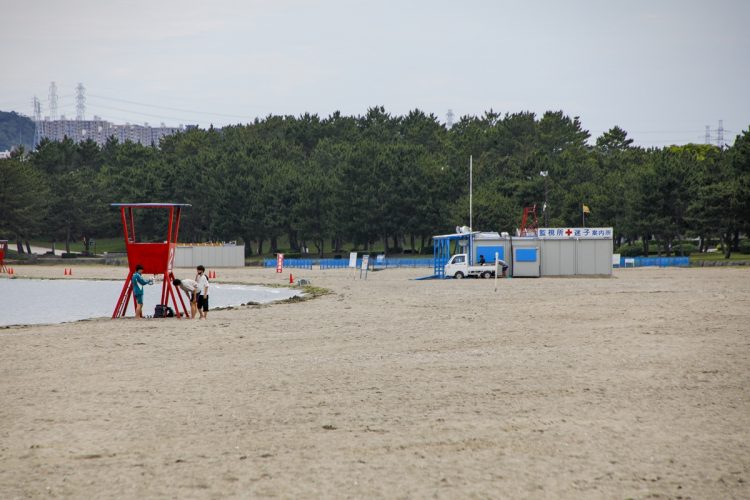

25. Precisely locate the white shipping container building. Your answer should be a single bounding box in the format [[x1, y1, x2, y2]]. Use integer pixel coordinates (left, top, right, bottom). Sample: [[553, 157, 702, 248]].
[[433, 227, 613, 278], [174, 244, 245, 268], [538, 228, 613, 276]]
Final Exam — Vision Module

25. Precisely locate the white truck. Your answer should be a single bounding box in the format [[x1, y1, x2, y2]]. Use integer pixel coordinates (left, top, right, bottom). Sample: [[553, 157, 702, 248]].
[[444, 253, 508, 279]]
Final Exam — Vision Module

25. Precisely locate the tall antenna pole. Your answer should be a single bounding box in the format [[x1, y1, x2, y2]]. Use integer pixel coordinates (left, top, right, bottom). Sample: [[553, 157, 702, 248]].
[[48, 81, 58, 120], [540, 170, 549, 226], [76, 83, 86, 120], [469, 155, 473, 231]]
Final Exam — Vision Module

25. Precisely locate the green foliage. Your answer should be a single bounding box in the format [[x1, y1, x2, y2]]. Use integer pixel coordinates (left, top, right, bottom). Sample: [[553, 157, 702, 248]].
[[0, 156, 50, 241], [2, 109, 748, 258], [690, 251, 750, 262], [673, 243, 698, 255], [0, 111, 35, 151], [30, 237, 126, 254], [617, 241, 697, 257], [616, 244, 644, 257]]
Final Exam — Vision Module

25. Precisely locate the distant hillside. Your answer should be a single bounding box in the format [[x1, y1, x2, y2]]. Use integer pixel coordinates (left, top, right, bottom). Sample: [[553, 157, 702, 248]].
[[0, 110, 35, 151]]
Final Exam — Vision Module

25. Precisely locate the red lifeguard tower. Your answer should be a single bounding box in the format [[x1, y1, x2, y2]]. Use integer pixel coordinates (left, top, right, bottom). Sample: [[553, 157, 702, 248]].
[[0, 240, 8, 273], [111, 203, 191, 319]]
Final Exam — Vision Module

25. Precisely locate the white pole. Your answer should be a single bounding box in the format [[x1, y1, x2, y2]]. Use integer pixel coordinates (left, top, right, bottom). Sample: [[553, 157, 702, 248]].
[[494, 252, 499, 292], [469, 155, 473, 232], [582, 203, 585, 227]]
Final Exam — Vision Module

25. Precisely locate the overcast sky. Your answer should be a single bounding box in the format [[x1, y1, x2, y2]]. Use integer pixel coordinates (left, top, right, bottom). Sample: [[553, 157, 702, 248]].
[[1, 0, 748, 147]]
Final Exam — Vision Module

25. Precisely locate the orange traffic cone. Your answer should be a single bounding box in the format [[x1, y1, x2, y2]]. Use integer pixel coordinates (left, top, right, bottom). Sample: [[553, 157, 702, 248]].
[[64, 268, 68, 276], [289, 273, 294, 284]]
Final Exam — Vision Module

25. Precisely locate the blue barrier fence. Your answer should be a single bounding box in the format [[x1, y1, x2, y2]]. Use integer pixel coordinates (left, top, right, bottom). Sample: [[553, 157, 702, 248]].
[[263, 257, 434, 270], [319, 258, 359, 269], [379, 258, 433, 268], [262, 258, 314, 269], [617, 256, 690, 267], [267, 256, 691, 270]]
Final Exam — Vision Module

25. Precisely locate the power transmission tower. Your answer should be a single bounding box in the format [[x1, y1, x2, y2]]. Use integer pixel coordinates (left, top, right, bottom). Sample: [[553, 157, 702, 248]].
[[717, 120, 724, 148], [32, 96, 43, 147], [446, 109, 454, 129], [76, 83, 86, 120], [48, 81, 58, 120], [705, 125, 711, 145], [32, 96, 42, 121]]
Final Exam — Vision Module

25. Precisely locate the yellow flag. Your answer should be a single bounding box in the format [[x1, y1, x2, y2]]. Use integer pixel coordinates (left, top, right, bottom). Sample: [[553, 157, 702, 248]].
[[582, 204, 591, 214]]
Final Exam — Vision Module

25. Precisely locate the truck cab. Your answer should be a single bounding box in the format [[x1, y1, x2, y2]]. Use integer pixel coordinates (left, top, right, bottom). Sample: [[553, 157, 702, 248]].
[[445, 254, 468, 278]]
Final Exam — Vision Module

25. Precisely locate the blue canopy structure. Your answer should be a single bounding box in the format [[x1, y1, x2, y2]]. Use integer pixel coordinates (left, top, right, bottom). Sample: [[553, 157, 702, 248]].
[[432, 232, 475, 278]]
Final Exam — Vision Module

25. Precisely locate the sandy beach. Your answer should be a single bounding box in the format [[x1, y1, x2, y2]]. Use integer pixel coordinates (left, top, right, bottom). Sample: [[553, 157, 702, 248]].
[[1, 265, 749, 498]]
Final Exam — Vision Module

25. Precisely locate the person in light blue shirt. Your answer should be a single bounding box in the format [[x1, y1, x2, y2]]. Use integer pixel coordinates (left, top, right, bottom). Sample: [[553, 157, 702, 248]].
[[132, 264, 153, 319]]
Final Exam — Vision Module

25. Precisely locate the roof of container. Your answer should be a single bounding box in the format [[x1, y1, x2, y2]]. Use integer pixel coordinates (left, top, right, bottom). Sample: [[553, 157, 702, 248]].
[[474, 232, 503, 240], [433, 231, 505, 240]]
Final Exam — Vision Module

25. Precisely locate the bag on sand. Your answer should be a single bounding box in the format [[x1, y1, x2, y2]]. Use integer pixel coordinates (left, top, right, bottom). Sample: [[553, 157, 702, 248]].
[[154, 304, 175, 318]]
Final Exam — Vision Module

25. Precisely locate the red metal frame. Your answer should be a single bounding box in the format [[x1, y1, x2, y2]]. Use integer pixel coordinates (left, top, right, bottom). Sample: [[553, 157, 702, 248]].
[[111, 203, 191, 319], [519, 205, 539, 237], [0, 240, 7, 273]]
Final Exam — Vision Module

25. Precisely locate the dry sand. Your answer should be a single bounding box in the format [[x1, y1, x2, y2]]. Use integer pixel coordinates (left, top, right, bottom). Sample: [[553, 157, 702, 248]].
[[1, 265, 749, 499]]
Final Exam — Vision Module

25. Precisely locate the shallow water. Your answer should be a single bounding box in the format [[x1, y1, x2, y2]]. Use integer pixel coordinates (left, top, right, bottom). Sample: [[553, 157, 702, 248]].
[[0, 279, 302, 326]]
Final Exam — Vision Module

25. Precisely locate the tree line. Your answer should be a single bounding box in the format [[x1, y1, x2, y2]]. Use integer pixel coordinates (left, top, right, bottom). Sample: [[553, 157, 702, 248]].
[[1, 107, 749, 258]]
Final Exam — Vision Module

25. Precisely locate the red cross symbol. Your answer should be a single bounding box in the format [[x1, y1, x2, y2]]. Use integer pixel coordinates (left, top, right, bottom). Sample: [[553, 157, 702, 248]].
[[565, 228, 573, 236]]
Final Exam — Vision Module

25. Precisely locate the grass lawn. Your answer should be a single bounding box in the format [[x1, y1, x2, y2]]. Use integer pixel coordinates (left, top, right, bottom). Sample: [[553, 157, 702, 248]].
[[29, 238, 126, 254], [690, 251, 750, 262]]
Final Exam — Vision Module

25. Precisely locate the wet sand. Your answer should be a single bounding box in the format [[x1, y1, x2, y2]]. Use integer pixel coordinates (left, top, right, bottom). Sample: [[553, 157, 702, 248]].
[[1, 265, 749, 498]]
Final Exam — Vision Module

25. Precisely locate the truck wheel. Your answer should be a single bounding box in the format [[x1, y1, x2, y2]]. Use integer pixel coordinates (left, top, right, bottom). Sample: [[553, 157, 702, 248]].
[[454, 271, 465, 279], [481, 271, 492, 279]]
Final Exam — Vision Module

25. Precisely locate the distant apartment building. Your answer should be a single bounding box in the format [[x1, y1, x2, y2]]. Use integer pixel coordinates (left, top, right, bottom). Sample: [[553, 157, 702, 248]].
[[36, 116, 188, 147]]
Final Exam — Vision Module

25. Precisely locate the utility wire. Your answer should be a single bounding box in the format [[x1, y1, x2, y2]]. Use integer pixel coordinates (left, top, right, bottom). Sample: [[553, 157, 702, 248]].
[[625, 129, 707, 134], [88, 93, 257, 120], [86, 103, 199, 123]]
